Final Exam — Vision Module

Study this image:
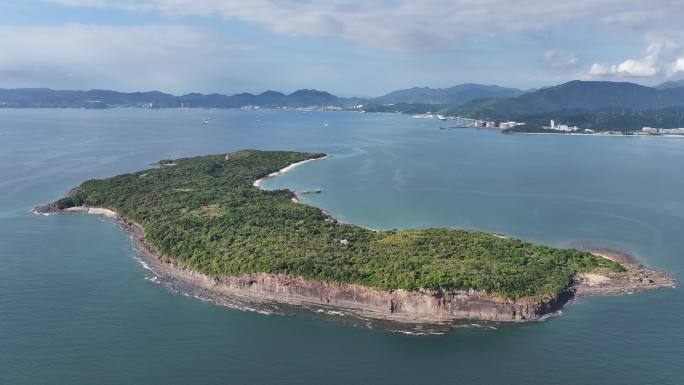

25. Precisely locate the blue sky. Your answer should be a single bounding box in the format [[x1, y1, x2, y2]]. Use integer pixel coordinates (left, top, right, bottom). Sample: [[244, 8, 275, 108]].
[[1, 0, 683, 96]]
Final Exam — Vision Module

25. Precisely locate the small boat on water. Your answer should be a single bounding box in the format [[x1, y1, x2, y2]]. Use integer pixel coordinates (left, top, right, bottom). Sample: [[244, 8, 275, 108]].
[[299, 188, 322, 195]]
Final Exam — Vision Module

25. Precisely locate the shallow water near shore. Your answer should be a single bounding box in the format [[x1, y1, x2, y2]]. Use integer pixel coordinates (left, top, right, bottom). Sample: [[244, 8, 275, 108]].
[[1, 108, 683, 384]]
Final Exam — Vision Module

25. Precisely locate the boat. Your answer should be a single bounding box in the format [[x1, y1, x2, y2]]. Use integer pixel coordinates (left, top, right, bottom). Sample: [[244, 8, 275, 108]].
[[299, 188, 322, 195]]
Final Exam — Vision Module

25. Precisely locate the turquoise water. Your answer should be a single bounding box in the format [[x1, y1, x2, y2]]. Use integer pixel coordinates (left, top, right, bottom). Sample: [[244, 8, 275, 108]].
[[1, 108, 682, 384]]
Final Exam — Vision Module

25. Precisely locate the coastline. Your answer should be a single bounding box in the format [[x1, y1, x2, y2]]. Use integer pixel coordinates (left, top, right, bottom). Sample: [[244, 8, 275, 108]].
[[32, 209, 676, 325], [571, 248, 676, 296], [252, 155, 329, 188], [504, 131, 684, 138], [250, 155, 360, 229], [252, 155, 376, 230], [37, 204, 569, 323], [33, 157, 676, 325], [35, 204, 676, 324]]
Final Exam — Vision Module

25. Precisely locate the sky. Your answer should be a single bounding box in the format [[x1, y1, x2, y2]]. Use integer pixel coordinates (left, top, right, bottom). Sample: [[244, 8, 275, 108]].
[[1, 0, 684, 96]]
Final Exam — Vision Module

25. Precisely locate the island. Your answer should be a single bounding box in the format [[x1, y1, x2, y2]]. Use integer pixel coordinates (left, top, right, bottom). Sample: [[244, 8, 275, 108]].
[[35, 150, 676, 323]]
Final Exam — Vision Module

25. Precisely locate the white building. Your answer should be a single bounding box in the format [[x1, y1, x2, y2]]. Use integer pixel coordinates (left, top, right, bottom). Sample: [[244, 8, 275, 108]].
[[660, 128, 684, 135], [641, 127, 684, 135], [545, 119, 578, 132]]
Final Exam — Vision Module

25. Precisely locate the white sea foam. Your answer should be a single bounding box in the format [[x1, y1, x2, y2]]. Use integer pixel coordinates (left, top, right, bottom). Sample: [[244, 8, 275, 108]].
[[133, 256, 153, 272], [539, 310, 563, 320], [391, 330, 445, 336], [453, 323, 492, 329], [238, 306, 274, 315], [192, 294, 214, 303], [144, 276, 160, 284], [314, 309, 346, 316]]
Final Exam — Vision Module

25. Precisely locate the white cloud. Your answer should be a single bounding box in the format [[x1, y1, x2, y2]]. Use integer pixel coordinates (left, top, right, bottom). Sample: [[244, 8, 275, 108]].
[[13, 1, 684, 91], [543, 50, 580, 71], [672, 58, 684, 74], [0, 23, 253, 92], [589, 63, 610, 76], [45, 0, 684, 53], [50, 0, 109, 6], [612, 59, 658, 77], [588, 41, 682, 78]]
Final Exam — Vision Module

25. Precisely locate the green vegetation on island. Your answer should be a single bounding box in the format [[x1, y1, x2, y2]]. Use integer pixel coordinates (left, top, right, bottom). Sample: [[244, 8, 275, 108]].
[[54, 150, 623, 300]]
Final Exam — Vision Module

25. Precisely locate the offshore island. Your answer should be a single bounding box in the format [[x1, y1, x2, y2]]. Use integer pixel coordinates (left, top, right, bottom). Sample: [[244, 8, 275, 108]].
[[35, 150, 676, 324]]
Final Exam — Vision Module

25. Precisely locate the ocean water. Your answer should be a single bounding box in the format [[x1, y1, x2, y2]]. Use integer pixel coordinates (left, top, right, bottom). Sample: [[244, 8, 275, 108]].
[[1, 108, 682, 384]]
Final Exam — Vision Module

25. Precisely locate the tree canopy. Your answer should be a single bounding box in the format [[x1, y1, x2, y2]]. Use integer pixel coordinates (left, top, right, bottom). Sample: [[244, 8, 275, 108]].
[[55, 149, 623, 300]]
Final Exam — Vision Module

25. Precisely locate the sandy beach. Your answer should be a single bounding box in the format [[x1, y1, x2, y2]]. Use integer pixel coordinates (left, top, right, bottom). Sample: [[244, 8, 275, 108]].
[[252, 155, 328, 188], [63, 206, 118, 218]]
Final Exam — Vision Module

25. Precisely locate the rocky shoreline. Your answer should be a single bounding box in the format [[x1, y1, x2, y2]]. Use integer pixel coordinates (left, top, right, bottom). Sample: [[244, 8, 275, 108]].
[[572, 248, 676, 297], [34, 202, 676, 324]]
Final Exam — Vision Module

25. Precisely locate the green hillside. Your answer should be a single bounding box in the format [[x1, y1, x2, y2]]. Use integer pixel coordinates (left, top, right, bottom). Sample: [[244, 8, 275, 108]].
[[444, 81, 684, 120], [53, 150, 623, 300]]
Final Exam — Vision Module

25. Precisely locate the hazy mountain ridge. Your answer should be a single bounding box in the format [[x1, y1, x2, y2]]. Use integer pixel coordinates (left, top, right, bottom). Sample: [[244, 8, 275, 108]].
[[0, 88, 362, 109], [446, 81, 684, 119], [4, 81, 684, 116], [656, 79, 684, 90], [372, 83, 524, 105]]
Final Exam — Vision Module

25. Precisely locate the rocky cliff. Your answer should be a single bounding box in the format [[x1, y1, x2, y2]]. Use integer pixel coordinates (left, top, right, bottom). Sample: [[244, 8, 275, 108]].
[[35, 204, 674, 325]]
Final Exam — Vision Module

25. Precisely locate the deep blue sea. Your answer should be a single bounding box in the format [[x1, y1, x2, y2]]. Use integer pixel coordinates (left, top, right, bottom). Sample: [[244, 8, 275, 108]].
[[1, 108, 682, 384]]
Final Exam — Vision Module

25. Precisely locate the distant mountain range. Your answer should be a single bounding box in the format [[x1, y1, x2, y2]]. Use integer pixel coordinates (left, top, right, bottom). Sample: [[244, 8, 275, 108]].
[[0, 83, 525, 109], [446, 81, 684, 119], [656, 79, 684, 89], [371, 84, 524, 105], [4, 81, 684, 124], [0, 88, 362, 109]]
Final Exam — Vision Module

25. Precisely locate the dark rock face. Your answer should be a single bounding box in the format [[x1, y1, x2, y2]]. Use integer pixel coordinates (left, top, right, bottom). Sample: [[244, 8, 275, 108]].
[[33, 202, 60, 213], [198, 273, 570, 323]]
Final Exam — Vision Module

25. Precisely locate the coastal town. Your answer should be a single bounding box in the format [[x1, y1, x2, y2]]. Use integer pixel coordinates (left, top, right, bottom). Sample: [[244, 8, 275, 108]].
[[640, 127, 684, 135], [412, 113, 526, 129], [540, 120, 684, 136], [412, 113, 684, 136]]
